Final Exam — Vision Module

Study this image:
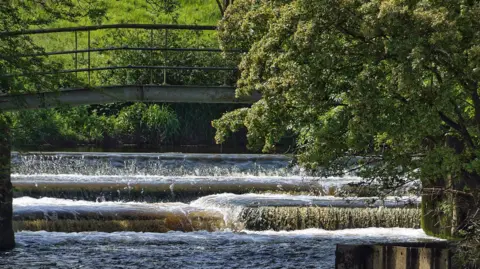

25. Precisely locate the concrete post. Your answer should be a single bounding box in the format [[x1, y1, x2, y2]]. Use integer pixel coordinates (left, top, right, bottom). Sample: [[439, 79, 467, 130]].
[[0, 114, 14, 251]]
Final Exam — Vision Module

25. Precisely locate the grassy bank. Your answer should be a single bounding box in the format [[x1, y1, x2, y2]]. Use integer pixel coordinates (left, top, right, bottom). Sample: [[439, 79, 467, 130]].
[[8, 1, 255, 151]]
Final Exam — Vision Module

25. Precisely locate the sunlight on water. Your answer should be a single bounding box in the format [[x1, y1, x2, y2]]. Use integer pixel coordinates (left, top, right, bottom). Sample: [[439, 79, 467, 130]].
[[0, 229, 441, 269], [12, 152, 361, 179], [5, 152, 426, 268]]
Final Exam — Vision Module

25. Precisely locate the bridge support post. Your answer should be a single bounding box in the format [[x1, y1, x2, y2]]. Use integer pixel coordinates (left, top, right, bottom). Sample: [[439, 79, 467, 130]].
[[0, 114, 14, 251]]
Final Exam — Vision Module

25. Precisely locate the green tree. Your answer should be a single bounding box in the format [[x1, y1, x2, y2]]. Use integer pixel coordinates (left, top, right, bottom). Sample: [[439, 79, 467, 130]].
[[215, 0, 235, 17], [0, 0, 107, 251], [0, 1, 107, 95], [213, 0, 480, 262]]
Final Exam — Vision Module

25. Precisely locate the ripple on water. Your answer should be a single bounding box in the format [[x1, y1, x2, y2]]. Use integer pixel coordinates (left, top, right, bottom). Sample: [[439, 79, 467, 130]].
[[0, 228, 441, 269]]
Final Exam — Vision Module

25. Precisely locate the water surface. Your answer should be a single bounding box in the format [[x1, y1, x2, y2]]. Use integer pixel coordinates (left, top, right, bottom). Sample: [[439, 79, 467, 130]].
[[2, 228, 438, 269], [6, 152, 426, 268]]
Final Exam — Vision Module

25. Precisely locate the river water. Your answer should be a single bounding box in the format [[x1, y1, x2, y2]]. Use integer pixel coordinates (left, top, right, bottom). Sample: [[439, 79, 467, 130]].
[[2, 152, 438, 268]]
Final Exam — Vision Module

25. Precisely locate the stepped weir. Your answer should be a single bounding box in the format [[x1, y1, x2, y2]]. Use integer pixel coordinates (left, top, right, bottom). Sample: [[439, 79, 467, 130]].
[[10, 152, 421, 233], [0, 151, 443, 268], [0, 23, 254, 251], [0, 24, 450, 268]]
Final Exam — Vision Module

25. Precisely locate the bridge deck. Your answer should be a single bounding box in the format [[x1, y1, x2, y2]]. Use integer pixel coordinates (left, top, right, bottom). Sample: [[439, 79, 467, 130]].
[[0, 85, 259, 111], [0, 24, 255, 111]]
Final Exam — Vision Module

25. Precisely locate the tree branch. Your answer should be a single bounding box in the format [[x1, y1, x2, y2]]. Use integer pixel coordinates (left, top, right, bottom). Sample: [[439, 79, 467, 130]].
[[439, 110, 476, 149], [215, 0, 225, 17], [438, 111, 462, 132], [471, 84, 480, 130], [423, 187, 474, 197], [452, 101, 476, 149]]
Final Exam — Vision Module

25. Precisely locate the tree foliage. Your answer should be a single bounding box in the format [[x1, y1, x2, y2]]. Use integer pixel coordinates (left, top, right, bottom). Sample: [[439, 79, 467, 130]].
[[0, 1, 108, 95], [214, 1, 480, 263], [1, 1, 235, 149], [215, 0, 480, 187], [8, 103, 180, 147], [114, 103, 179, 145]]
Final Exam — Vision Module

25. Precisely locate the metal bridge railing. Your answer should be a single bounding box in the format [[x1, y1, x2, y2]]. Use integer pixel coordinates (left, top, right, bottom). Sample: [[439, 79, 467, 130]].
[[0, 24, 240, 86]]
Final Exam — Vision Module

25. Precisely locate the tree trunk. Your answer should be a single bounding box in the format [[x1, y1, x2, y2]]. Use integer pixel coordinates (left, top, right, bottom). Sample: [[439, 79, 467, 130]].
[[0, 114, 14, 251], [422, 173, 479, 238], [421, 135, 480, 238]]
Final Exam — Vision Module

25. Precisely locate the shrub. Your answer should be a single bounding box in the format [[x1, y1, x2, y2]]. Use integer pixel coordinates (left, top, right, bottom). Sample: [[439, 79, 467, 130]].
[[113, 103, 179, 145]]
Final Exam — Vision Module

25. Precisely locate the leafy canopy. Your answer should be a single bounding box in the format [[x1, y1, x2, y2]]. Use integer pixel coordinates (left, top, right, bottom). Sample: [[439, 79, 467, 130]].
[[213, 0, 480, 188], [0, 1, 107, 95]]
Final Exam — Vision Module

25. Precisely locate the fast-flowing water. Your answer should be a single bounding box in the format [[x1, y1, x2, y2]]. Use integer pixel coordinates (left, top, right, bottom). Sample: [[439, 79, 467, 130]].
[[2, 229, 437, 269], [12, 152, 360, 202], [4, 152, 436, 268]]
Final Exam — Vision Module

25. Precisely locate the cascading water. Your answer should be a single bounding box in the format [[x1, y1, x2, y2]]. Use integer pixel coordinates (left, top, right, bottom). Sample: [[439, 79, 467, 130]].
[[11, 152, 361, 202], [11, 152, 299, 177], [2, 152, 439, 269]]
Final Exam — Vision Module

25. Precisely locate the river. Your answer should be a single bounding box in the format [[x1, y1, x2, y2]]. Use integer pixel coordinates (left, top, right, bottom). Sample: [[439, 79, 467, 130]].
[[1, 152, 438, 268]]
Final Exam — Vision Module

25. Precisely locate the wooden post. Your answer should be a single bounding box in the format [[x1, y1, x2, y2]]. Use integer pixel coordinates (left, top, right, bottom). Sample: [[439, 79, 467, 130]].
[[336, 244, 450, 269], [372, 246, 385, 269], [335, 245, 373, 269], [386, 246, 408, 269], [0, 114, 14, 251]]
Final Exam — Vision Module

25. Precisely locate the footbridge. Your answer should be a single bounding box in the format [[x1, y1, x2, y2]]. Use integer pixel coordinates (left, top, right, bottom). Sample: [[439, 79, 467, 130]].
[[0, 24, 260, 251], [0, 24, 258, 111]]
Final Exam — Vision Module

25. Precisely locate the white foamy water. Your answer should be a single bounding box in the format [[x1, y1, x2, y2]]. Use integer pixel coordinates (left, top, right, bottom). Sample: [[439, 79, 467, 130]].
[[5, 152, 429, 269], [17, 227, 439, 243], [11, 152, 364, 202], [243, 227, 437, 239], [14, 196, 189, 208], [192, 193, 420, 208], [190, 193, 420, 228], [13, 197, 203, 220], [14, 194, 417, 215], [11, 152, 362, 180], [12, 194, 420, 227], [11, 174, 357, 185], [12, 152, 297, 177]]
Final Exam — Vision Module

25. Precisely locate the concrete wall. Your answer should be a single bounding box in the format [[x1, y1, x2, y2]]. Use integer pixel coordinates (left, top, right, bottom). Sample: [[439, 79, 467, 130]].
[[336, 243, 450, 269]]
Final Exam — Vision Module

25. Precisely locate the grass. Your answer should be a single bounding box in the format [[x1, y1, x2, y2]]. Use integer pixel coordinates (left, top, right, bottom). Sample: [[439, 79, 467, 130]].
[[24, 0, 222, 87], [45, 0, 221, 27]]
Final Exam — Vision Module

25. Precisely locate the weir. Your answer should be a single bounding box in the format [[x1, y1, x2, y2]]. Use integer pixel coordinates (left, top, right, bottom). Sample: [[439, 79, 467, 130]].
[[0, 25, 449, 267], [0, 150, 445, 268], [11, 196, 420, 233], [0, 23, 254, 250]]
